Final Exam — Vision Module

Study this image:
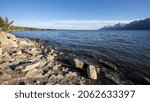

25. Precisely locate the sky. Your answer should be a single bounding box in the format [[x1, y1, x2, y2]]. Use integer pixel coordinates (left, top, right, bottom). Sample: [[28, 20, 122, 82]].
[[0, 0, 150, 30]]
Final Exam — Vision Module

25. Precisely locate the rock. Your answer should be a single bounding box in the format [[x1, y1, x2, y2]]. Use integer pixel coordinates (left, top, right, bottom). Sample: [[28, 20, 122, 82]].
[[0, 32, 16, 41], [17, 50, 22, 55], [99, 59, 117, 70], [0, 47, 2, 56], [96, 67, 101, 75], [19, 41, 29, 46], [0, 72, 11, 80], [0, 38, 18, 48], [25, 69, 44, 78], [23, 62, 40, 72], [66, 71, 78, 77], [59, 52, 64, 55], [58, 55, 74, 65], [86, 65, 98, 80], [144, 77, 150, 83], [72, 59, 84, 69], [47, 54, 55, 61], [46, 83, 54, 85], [56, 74, 64, 79]]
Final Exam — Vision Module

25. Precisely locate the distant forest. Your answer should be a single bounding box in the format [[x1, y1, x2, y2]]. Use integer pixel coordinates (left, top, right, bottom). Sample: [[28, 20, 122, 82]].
[[0, 16, 54, 32]]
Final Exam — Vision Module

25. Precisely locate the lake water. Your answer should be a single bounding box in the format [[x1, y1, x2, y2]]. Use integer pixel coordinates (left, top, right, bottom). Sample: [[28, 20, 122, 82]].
[[12, 30, 150, 77]]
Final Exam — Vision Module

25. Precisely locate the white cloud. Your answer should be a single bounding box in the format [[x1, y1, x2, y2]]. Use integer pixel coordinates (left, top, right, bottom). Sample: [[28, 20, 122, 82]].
[[14, 20, 133, 30]]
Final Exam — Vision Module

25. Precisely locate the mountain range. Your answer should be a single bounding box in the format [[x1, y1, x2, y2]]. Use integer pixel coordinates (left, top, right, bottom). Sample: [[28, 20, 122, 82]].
[[100, 18, 150, 30]]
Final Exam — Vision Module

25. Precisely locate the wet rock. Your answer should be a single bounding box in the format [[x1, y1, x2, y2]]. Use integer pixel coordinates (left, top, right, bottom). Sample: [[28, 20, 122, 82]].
[[72, 59, 84, 69], [58, 55, 74, 65], [23, 62, 40, 72], [59, 52, 64, 55], [144, 77, 150, 84], [0, 38, 18, 48], [99, 59, 117, 70], [87, 65, 98, 80]]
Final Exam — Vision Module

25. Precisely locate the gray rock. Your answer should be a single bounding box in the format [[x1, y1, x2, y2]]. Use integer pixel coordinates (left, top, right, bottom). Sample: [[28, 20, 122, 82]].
[[56, 74, 64, 79], [0, 38, 18, 49], [25, 69, 44, 78], [72, 59, 84, 69], [23, 62, 40, 72], [86, 65, 98, 80], [47, 54, 55, 61], [66, 71, 78, 77], [18, 41, 29, 46], [99, 59, 117, 70], [0, 72, 11, 80], [144, 77, 150, 83], [17, 50, 22, 55], [0, 47, 2, 56]]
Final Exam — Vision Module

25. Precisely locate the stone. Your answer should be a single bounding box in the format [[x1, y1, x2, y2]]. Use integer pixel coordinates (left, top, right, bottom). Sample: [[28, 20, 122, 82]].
[[59, 52, 64, 55], [56, 74, 64, 79], [25, 69, 44, 78], [0, 72, 11, 80], [19, 41, 29, 46], [0, 38, 18, 48], [46, 83, 54, 85], [144, 77, 150, 83], [57, 55, 73, 65], [66, 71, 78, 77], [99, 59, 117, 70], [86, 65, 98, 80], [0, 47, 2, 56], [72, 59, 84, 69], [0, 32, 16, 41], [47, 54, 55, 61], [23, 62, 40, 72], [96, 67, 101, 75], [17, 50, 22, 55]]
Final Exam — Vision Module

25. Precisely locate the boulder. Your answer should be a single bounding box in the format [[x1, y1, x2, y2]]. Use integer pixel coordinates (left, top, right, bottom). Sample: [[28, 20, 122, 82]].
[[86, 65, 98, 80], [72, 59, 84, 69], [23, 62, 40, 72], [99, 59, 117, 70], [0, 32, 16, 41], [0, 38, 18, 48]]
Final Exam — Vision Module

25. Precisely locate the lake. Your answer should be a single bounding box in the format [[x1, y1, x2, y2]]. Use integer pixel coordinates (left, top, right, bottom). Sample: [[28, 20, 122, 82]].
[[11, 30, 150, 77]]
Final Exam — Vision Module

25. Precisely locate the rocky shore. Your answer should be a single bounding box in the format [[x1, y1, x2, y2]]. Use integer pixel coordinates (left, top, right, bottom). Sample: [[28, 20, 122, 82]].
[[0, 32, 149, 85]]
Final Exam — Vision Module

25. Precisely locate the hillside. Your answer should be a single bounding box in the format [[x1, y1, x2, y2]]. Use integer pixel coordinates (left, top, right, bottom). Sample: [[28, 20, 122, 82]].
[[100, 18, 150, 30]]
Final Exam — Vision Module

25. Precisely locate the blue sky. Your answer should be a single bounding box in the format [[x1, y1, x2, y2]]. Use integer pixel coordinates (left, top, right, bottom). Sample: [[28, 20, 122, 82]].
[[0, 0, 150, 29]]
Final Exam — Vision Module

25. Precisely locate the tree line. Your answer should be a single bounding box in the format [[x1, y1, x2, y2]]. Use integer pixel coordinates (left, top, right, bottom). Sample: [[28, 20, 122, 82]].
[[0, 16, 51, 32]]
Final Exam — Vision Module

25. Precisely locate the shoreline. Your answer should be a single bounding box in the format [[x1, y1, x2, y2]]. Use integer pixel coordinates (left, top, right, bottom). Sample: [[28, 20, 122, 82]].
[[0, 32, 150, 85]]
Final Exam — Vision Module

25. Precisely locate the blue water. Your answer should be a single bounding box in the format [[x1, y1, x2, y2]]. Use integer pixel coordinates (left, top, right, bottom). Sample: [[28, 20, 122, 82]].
[[11, 30, 150, 76]]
